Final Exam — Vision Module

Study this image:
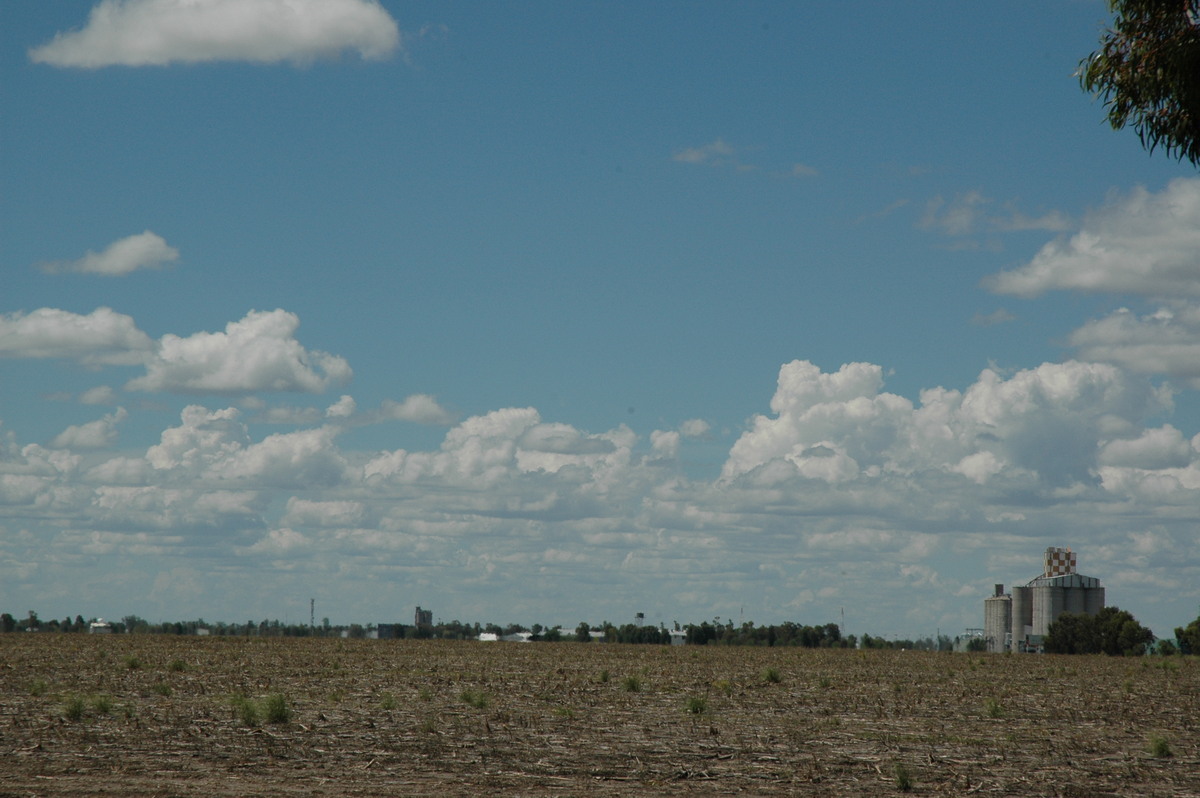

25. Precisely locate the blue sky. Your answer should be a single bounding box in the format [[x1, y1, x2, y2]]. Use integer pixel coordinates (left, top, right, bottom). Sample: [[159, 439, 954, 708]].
[[2, 1, 1198, 639]]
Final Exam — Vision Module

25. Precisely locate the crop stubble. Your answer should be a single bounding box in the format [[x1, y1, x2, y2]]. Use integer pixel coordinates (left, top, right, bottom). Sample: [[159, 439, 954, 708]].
[[1, 635, 1197, 796]]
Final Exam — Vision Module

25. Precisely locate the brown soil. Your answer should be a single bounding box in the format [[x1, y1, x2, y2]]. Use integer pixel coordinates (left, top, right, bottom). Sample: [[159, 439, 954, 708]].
[[1, 635, 1197, 796]]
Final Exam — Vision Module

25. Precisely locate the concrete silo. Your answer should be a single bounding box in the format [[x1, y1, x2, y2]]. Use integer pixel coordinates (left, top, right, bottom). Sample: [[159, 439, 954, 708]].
[[982, 547, 1105, 652], [1010, 585, 1032, 649], [984, 585, 1011, 653], [1031, 582, 1065, 637]]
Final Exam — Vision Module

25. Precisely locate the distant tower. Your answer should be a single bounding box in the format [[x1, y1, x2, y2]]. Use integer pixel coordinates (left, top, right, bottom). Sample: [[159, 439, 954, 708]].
[[414, 606, 432, 627]]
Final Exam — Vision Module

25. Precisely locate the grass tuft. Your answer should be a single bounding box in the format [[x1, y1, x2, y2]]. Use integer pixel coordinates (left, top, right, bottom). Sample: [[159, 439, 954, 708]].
[[63, 696, 85, 722], [621, 675, 642, 693], [685, 695, 708, 715], [29, 679, 48, 697], [380, 693, 398, 711], [761, 667, 782, 684], [231, 695, 259, 726], [1148, 734, 1172, 758], [895, 762, 913, 791], [263, 693, 291, 724], [91, 695, 113, 715], [984, 698, 1004, 719], [460, 689, 489, 709], [124, 655, 142, 671], [168, 659, 187, 673]]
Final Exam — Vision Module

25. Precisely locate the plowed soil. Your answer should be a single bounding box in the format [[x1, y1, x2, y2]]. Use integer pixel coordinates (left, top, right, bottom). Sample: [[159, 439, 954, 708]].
[[1, 635, 1197, 796]]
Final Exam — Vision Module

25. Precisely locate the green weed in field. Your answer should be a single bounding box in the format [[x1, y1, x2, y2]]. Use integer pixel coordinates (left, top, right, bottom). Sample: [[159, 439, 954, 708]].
[[622, 675, 641, 693], [263, 693, 291, 724], [63, 696, 85, 721], [231, 695, 259, 726], [460, 689, 488, 709], [895, 762, 913, 791], [1148, 734, 1172, 758], [761, 667, 782, 684]]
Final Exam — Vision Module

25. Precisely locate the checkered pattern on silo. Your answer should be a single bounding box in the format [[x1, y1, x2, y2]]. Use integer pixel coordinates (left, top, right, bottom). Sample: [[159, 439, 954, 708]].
[[1043, 547, 1076, 577]]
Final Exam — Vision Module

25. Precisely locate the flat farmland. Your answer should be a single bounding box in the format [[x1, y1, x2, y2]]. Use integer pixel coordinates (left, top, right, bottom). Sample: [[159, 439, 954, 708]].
[[1, 635, 1197, 796]]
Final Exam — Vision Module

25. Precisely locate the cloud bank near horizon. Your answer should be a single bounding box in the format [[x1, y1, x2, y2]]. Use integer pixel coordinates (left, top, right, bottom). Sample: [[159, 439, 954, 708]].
[[2, 308, 1197, 632]]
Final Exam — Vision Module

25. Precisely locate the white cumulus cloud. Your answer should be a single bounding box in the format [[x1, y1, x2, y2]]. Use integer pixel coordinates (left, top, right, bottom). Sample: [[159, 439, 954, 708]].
[[127, 309, 351, 395], [49, 408, 128, 450], [723, 359, 1170, 490], [325, 395, 357, 419], [986, 178, 1200, 298], [679, 418, 711, 439], [0, 307, 153, 366], [29, 0, 401, 68], [1069, 304, 1200, 387], [1098, 425, 1195, 470], [40, 231, 178, 276], [215, 426, 347, 487], [379, 394, 454, 425]]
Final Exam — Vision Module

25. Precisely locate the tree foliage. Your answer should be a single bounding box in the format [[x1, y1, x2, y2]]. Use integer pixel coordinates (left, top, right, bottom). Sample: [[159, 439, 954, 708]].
[[1175, 611, 1200, 654], [1079, 0, 1200, 165], [1044, 606, 1155, 656]]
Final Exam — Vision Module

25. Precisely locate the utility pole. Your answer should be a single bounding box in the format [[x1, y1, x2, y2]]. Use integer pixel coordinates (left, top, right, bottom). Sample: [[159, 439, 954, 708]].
[[310, 598, 315, 629]]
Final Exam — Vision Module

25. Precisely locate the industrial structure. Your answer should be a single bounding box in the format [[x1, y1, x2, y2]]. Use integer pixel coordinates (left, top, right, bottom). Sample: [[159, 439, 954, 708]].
[[984, 547, 1105, 653]]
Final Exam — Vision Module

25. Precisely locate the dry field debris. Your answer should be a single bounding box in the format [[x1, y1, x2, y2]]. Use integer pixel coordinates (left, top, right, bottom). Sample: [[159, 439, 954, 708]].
[[1, 635, 1197, 796]]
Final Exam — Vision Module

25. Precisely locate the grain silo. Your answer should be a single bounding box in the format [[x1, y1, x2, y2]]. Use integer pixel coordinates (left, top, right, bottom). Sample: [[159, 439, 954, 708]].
[[984, 585, 1012, 653], [982, 547, 1105, 652], [1011, 585, 1032, 649]]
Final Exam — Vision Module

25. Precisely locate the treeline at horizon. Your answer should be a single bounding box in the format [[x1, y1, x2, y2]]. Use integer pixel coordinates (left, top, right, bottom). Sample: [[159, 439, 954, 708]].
[[2, 610, 960, 650]]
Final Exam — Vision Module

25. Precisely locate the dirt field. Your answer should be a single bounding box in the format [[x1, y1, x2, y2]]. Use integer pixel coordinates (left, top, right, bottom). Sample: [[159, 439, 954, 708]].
[[1, 635, 1197, 796]]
